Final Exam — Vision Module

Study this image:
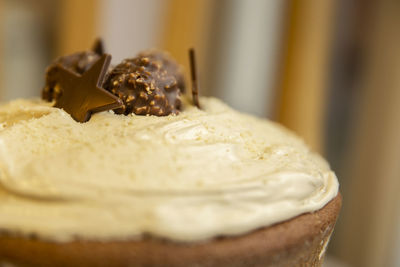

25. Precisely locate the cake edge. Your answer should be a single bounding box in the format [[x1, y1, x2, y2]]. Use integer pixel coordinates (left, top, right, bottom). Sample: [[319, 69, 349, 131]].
[[0, 193, 342, 267]]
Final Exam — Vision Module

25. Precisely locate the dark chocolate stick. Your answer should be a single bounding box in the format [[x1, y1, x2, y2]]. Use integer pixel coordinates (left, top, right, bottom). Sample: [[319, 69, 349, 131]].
[[189, 48, 201, 109], [92, 38, 105, 55]]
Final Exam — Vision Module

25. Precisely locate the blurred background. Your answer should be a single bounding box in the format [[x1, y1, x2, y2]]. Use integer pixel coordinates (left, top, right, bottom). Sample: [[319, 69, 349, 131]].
[[0, 0, 399, 266]]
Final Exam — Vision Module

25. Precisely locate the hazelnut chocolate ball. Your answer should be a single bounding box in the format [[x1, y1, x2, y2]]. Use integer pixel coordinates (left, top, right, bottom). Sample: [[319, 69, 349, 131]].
[[42, 51, 101, 102], [104, 51, 185, 116], [137, 50, 186, 93]]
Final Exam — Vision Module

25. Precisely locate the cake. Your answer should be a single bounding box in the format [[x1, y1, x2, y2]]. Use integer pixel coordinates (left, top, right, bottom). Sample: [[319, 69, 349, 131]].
[[0, 46, 341, 266]]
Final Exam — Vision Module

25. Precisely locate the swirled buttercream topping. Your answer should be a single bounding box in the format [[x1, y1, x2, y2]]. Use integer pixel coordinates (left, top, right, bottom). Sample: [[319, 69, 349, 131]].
[[0, 98, 338, 242]]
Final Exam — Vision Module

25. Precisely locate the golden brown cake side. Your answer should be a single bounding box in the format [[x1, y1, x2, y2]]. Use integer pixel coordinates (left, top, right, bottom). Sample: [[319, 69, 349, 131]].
[[0, 193, 341, 267]]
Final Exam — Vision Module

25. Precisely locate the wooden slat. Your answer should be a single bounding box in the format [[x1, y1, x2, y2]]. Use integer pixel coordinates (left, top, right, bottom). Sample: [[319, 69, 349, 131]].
[[160, 0, 216, 95], [0, 0, 3, 99], [56, 0, 99, 56], [332, 0, 400, 266], [276, 0, 336, 152]]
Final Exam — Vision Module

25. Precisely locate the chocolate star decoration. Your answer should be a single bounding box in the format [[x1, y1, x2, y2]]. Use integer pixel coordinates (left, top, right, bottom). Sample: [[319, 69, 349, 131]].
[[92, 38, 105, 55], [54, 54, 123, 122]]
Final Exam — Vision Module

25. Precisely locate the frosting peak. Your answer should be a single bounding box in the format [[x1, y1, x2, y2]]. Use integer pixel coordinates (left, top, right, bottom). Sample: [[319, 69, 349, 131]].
[[0, 97, 338, 242]]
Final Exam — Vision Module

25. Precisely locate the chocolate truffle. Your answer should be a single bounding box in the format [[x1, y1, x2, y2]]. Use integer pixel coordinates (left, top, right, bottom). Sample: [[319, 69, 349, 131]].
[[104, 51, 185, 116], [42, 51, 101, 102], [137, 50, 186, 93]]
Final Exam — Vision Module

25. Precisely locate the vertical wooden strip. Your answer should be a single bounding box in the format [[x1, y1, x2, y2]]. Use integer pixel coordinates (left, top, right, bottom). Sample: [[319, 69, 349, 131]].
[[277, 0, 336, 152], [56, 0, 98, 56], [333, 0, 400, 266], [160, 0, 215, 93], [0, 0, 3, 99]]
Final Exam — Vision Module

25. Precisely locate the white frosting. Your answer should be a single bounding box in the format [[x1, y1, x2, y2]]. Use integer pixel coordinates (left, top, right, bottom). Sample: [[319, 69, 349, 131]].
[[0, 98, 338, 242]]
